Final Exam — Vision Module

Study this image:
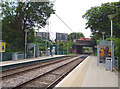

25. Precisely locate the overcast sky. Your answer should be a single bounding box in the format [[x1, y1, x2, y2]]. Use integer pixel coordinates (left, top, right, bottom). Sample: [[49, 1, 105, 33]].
[[39, 0, 119, 41]]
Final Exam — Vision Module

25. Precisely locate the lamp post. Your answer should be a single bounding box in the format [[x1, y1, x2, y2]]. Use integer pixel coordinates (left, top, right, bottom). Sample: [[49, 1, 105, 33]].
[[57, 40, 59, 55], [67, 40, 68, 54], [63, 41, 64, 55], [46, 21, 49, 56], [25, 29, 29, 59], [0, 29, 2, 61], [108, 14, 115, 71], [101, 32, 105, 41]]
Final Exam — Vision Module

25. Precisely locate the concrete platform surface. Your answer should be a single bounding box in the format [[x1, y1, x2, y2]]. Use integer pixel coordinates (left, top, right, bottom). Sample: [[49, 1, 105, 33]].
[[0, 55, 66, 66], [55, 56, 118, 87]]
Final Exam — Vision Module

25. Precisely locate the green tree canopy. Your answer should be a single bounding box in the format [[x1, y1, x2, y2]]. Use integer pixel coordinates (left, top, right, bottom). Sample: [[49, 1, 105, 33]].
[[2, 1, 54, 32], [68, 32, 85, 41], [82, 2, 120, 63], [82, 2, 120, 40], [2, 1, 55, 52]]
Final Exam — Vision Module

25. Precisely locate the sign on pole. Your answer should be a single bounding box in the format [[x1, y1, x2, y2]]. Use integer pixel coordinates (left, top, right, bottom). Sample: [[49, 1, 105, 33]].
[[0, 42, 6, 52]]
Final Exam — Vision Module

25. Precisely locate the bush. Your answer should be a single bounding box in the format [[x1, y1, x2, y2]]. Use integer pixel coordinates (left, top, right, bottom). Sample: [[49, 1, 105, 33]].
[[114, 38, 120, 62], [105, 38, 120, 69]]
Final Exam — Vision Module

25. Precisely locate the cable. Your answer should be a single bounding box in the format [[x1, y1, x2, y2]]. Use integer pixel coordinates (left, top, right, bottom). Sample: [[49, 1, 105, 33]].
[[55, 13, 74, 33]]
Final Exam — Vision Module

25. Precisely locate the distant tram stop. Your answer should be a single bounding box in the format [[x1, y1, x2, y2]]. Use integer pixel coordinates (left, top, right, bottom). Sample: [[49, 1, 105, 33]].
[[50, 44, 58, 55], [97, 40, 119, 71], [26, 43, 40, 58], [12, 43, 40, 60]]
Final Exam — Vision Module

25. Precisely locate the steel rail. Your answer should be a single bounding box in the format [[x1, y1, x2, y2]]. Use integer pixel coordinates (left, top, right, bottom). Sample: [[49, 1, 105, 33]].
[[1, 56, 70, 72], [2, 56, 73, 78], [46, 58, 84, 89], [12, 56, 83, 89]]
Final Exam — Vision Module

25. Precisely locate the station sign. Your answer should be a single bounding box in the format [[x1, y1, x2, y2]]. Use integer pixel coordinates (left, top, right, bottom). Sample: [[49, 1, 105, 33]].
[[0, 42, 6, 52]]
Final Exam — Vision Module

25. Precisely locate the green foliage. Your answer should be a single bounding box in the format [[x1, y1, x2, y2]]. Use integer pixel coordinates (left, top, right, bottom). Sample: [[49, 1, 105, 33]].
[[113, 38, 120, 68], [58, 41, 64, 52], [33, 37, 52, 51], [55, 32, 85, 54], [83, 2, 120, 57], [71, 42, 76, 49], [113, 38, 120, 58], [83, 2, 120, 40], [2, 22, 24, 52], [2, 1, 54, 52], [27, 28, 35, 43], [68, 32, 85, 41], [2, 2, 55, 31], [56, 40, 76, 54]]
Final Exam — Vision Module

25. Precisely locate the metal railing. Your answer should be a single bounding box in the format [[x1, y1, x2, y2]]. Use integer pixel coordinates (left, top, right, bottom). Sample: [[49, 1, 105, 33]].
[[12, 52, 24, 61], [114, 57, 119, 70]]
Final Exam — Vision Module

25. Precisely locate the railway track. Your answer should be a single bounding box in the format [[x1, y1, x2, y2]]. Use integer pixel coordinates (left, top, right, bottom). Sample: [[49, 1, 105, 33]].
[[2, 56, 73, 72], [2, 56, 73, 78], [1, 55, 88, 89]]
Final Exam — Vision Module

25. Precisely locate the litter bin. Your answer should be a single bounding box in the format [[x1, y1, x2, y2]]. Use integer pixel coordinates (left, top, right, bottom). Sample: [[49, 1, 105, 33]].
[[12, 52, 18, 61], [105, 57, 112, 71]]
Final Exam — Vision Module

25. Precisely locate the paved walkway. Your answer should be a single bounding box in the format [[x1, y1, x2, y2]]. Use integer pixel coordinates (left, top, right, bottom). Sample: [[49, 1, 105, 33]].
[[56, 56, 118, 87], [0, 55, 66, 66]]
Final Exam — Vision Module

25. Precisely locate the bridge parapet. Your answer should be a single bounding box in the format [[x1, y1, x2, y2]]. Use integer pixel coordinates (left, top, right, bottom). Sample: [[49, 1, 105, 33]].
[[76, 40, 92, 46]]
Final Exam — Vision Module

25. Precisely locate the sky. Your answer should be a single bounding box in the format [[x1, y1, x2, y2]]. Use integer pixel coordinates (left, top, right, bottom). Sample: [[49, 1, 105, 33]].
[[39, 0, 119, 41]]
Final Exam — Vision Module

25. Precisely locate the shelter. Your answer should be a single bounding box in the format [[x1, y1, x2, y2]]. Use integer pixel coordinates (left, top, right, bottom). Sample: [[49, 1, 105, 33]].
[[26, 43, 40, 58], [50, 44, 58, 55], [97, 40, 114, 64]]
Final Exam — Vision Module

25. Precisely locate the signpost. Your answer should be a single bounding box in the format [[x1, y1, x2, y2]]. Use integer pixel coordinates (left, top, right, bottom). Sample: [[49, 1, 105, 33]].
[[0, 42, 6, 61], [0, 42, 5, 52]]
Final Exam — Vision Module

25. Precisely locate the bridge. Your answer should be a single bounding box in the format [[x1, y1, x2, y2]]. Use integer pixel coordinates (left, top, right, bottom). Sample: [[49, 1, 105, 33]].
[[75, 38, 92, 54]]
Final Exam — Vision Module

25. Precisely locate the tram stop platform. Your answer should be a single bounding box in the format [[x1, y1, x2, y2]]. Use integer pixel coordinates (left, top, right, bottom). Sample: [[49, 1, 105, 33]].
[[0, 55, 67, 67], [55, 56, 118, 88]]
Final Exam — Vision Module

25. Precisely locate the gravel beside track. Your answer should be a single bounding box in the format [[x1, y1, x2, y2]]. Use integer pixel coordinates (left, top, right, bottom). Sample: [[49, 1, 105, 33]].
[[18, 57, 84, 88], [2, 55, 87, 88], [2, 56, 72, 77]]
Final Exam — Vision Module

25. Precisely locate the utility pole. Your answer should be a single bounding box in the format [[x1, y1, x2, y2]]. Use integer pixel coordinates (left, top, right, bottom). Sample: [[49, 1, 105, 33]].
[[25, 29, 29, 59], [0, 41, 2, 62], [71, 35, 72, 54], [46, 21, 49, 56], [76, 32, 77, 54], [108, 14, 115, 72], [67, 40, 68, 54], [0, 23, 2, 62], [0, 20, 2, 85], [57, 41, 59, 55], [63, 41, 64, 55]]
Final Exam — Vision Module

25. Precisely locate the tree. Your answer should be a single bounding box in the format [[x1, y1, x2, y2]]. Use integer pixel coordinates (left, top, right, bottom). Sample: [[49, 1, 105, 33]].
[[82, 2, 120, 65], [2, 1, 55, 52], [68, 32, 85, 41], [82, 2, 120, 40], [2, 1, 54, 31]]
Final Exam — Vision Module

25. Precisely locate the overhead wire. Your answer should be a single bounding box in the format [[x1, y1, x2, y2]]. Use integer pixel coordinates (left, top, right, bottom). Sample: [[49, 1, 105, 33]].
[[55, 13, 74, 33]]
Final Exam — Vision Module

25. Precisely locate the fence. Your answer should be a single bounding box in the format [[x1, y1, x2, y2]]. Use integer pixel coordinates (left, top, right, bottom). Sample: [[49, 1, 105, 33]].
[[114, 57, 119, 70], [12, 52, 24, 60], [2, 53, 12, 61]]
